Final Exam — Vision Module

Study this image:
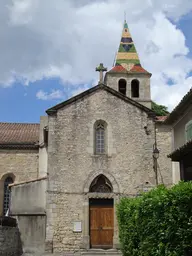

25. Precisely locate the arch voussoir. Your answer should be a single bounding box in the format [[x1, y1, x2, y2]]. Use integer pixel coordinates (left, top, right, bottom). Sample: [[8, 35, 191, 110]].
[[83, 171, 120, 193]]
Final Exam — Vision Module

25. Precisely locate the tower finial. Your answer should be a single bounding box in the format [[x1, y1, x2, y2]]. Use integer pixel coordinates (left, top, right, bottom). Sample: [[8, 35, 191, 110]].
[[96, 63, 107, 84], [124, 11, 126, 22]]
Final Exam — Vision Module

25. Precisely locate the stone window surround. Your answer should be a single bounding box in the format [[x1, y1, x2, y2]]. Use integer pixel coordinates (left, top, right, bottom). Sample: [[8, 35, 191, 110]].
[[87, 119, 116, 156], [3, 176, 14, 215], [118, 79, 127, 95], [0, 172, 16, 216], [94, 121, 107, 155], [131, 79, 140, 98], [82, 170, 120, 250]]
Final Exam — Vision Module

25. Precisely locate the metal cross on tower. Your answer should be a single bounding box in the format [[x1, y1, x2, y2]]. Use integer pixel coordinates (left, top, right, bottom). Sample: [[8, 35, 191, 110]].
[[96, 63, 107, 84]]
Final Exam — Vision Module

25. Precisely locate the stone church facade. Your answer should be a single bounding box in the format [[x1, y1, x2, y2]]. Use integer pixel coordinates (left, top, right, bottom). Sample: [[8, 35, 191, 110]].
[[0, 21, 173, 254]]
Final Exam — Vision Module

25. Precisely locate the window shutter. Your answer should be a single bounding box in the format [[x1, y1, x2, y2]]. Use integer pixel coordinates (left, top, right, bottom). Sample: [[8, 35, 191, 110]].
[[186, 121, 192, 141]]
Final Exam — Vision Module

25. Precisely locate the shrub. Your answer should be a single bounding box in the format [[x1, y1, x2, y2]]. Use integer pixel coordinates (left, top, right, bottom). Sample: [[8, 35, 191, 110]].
[[117, 182, 192, 256]]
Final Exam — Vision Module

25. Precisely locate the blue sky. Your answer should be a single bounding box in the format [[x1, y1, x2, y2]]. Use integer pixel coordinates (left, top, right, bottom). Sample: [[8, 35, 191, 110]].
[[1, 1, 192, 123], [178, 12, 192, 58], [0, 79, 63, 123]]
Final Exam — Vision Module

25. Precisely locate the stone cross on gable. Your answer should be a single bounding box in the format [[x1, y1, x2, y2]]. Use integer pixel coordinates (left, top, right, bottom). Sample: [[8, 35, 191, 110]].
[[96, 63, 107, 84]]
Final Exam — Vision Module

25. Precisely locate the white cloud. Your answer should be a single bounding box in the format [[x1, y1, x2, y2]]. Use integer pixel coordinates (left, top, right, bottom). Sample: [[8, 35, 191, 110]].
[[36, 89, 64, 101], [71, 85, 92, 97], [0, 0, 192, 109]]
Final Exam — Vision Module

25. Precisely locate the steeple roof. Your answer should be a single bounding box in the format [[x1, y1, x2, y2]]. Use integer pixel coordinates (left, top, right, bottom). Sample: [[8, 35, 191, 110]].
[[109, 20, 149, 74]]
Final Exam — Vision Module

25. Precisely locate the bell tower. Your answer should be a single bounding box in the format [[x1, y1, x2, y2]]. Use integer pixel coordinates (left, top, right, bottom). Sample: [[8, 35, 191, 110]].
[[105, 20, 152, 109]]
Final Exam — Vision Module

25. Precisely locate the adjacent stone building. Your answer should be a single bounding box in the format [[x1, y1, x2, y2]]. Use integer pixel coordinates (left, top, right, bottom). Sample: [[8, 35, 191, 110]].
[[0, 20, 173, 254], [0, 123, 39, 216], [166, 88, 192, 182]]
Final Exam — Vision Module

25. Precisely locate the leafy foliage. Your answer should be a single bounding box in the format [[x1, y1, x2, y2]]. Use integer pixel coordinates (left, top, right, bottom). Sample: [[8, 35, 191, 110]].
[[152, 101, 169, 116], [117, 182, 192, 256]]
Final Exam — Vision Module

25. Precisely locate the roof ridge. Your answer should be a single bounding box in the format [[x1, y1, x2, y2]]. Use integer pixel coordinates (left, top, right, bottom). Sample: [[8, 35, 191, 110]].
[[0, 122, 39, 125], [165, 87, 192, 124], [46, 83, 155, 117]]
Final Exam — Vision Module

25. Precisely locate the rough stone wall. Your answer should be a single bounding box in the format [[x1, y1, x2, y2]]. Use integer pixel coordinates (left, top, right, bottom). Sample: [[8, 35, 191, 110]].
[[46, 193, 83, 253], [156, 123, 172, 185], [0, 226, 22, 256], [46, 88, 172, 252], [0, 149, 38, 182], [39, 116, 48, 177], [105, 73, 151, 108], [0, 149, 38, 215]]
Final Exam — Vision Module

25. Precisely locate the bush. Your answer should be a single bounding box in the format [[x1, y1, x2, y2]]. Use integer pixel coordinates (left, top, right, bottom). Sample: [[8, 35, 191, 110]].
[[117, 182, 192, 256]]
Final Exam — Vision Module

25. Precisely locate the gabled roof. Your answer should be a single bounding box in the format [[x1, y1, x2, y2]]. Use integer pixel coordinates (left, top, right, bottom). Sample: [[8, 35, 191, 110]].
[[168, 140, 192, 161], [109, 20, 150, 75], [0, 123, 39, 149], [165, 88, 192, 124], [46, 83, 155, 117]]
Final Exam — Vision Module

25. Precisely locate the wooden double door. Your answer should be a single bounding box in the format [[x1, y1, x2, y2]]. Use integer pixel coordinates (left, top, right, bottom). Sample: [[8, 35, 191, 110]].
[[89, 199, 114, 249]]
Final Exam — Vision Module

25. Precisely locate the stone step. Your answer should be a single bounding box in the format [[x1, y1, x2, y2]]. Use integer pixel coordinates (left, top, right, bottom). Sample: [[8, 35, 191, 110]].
[[22, 249, 122, 256], [81, 249, 122, 256]]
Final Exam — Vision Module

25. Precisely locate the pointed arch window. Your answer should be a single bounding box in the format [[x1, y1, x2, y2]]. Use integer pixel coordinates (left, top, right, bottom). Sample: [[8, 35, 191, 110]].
[[95, 121, 107, 154], [90, 175, 113, 193], [3, 177, 13, 215], [118, 79, 127, 95], [131, 79, 139, 98]]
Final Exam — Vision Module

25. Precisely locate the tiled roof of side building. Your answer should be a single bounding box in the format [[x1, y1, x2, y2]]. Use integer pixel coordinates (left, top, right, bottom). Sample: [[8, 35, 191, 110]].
[[165, 88, 192, 124], [0, 122, 40, 148], [155, 116, 168, 122], [168, 140, 192, 161]]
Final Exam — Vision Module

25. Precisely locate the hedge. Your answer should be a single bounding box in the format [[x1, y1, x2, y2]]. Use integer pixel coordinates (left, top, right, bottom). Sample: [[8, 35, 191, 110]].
[[117, 182, 192, 256]]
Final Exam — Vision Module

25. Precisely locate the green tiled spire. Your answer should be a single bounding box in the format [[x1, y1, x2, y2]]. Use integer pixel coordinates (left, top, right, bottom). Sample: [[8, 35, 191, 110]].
[[115, 20, 141, 71]]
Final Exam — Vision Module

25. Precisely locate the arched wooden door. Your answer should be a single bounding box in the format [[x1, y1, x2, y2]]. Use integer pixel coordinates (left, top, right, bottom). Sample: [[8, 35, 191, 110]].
[[89, 199, 114, 249]]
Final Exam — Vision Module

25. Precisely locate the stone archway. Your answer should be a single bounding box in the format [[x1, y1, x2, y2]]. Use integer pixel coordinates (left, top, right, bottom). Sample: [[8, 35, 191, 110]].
[[82, 171, 120, 250]]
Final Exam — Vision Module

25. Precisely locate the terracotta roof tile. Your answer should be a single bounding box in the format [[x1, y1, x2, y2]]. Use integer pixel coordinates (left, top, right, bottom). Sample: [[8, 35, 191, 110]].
[[108, 65, 127, 73], [130, 65, 149, 73], [156, 116, 168, 122], [0, 122, 40, 146], [108, 64, 150, 74]]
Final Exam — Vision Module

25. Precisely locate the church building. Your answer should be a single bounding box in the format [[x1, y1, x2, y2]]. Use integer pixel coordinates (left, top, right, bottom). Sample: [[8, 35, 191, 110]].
[[0, 20, 173, 254]]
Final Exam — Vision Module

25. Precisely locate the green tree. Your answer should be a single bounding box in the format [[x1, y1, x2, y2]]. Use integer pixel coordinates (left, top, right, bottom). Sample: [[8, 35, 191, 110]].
[[117, 182, 192, 256], [152, 101, 169, 116]]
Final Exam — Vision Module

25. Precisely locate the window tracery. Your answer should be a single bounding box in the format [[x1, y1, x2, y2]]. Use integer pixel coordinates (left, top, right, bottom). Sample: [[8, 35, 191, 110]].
[[90, 175, 112, 193]]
